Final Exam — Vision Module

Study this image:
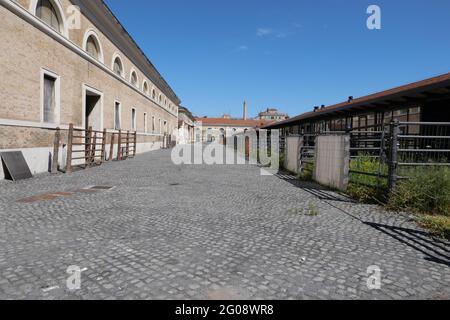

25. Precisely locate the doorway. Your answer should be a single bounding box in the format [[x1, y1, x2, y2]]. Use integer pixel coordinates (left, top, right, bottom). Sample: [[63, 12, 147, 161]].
[[83, 85, 103, 131]]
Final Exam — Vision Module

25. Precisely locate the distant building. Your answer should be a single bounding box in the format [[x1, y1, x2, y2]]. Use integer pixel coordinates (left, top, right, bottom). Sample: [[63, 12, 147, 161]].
[[256, 108, 289, 121], [194, 102, 272, 143], [178, 106, 195, 144], [194, 118, 271, 143]]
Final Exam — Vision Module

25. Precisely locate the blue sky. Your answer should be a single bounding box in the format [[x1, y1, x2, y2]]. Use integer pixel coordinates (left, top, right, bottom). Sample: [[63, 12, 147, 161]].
[[105, 0, 450, 118]]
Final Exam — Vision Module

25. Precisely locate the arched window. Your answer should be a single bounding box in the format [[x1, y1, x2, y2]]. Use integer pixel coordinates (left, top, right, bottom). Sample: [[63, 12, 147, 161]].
[[35, 0, 63, 34], [152, 89, 156, 99], [130, 71, 138, 87], [83, 30, 104, 63], [86, 36, 99, 58], [143, 81, 149, 95], [159, 94, 162, 103], [112, 55, 123, 77]]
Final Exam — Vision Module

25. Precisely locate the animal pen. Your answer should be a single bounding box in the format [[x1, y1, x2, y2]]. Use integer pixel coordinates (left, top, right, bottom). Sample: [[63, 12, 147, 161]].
[[272, 120, 450, 196]]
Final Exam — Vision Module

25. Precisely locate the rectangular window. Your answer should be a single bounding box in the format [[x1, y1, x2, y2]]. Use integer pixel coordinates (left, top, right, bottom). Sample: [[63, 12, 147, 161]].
[[159, 119, 161, 134], [43, 74, 56, 123], [132, 108, 137, 131], [144, 113, 148, 133], [114, 102, 121, 130], [152, 116, 155, 132], [164, 120, 168, 134]]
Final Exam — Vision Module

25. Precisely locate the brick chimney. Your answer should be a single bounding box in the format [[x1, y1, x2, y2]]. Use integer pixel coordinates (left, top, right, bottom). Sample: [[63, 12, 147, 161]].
[[243, 100, 247, 120]]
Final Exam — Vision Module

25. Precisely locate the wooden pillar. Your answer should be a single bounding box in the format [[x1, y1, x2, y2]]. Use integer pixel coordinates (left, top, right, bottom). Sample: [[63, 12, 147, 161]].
[[100, 129, 107, 164], [91, 131, 97, 167], [126, 131, 130, 159], [133, 131, 137, 157], [86, 127, 93, 167], [51, 127, 60, 174], [117, 130, 122, 161], [66, 124, 74, 174], [108, 132, 115, 161]]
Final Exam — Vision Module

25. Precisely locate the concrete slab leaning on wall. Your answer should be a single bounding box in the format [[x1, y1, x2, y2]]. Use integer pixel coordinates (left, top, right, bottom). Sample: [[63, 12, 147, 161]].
[[313, 135, 350, 191]]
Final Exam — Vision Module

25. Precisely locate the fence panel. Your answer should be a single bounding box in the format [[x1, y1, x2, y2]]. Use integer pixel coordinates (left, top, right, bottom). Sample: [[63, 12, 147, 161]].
[[348, 124, 390, 191]]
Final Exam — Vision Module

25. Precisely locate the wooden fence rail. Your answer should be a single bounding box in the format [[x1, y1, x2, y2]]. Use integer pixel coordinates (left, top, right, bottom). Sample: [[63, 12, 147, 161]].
[[51, 125, 138, 174], [116, 130, 137, 161], [66, 124, 107, 174]]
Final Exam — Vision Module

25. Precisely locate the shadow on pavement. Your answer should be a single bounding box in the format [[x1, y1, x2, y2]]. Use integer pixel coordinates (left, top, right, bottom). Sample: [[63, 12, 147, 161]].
[[273, 171, 450, 268]]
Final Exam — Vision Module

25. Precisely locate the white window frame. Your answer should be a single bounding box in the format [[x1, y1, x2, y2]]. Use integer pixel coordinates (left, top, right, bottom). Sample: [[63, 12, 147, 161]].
[[130, 69, 138, 88], [30, 0, 69, 37], [111, 52, 125, 78], [131, 107, 137, 132], [114, 100, 122, 130], [159, 118, 162, 134], [142, 80, 149, 95], [82, 29, 104, 63], [40, 68, 61, 125], [81, 83, 104, 130]]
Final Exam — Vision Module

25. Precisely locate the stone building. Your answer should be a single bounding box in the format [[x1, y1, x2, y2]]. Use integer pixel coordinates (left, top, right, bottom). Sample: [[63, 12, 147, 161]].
[[194, 116, 271, 143], [256, 108, 289, 121], [177, 106, 195, 144], [0, 0, 180, 177]]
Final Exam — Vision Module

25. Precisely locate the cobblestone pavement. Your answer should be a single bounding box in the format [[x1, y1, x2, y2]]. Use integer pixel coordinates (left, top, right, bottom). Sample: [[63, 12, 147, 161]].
[[0, 148, 449, 300]]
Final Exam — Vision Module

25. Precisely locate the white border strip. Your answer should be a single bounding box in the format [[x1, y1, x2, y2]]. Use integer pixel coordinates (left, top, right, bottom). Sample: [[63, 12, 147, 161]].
[[0, 118, 164, 137]]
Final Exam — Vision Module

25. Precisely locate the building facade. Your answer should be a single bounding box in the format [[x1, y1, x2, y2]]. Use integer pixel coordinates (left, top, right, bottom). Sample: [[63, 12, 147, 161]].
[[177, 106, 195, 144], [0, 0, 180, 177], [256, 108, 289, 121], [194, 117, 271, 143]]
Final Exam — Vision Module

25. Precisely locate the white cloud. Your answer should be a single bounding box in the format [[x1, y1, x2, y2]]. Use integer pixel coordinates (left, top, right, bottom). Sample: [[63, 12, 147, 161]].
[[234, 45, 249, 52], [257, 28, 274, 37], [257, 27, 295, 39]]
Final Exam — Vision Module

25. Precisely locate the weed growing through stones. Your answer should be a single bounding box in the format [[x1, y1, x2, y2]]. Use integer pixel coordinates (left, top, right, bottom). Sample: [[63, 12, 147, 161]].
[[287, 201, 320, 216]]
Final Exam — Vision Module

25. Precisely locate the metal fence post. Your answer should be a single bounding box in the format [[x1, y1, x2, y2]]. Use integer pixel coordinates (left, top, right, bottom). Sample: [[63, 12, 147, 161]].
[[388, 120, 400, 191]]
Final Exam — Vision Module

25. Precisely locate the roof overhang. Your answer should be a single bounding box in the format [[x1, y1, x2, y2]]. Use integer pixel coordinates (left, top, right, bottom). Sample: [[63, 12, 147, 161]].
[[264, 72, 450, 129], [72, 0, 181, 105]]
